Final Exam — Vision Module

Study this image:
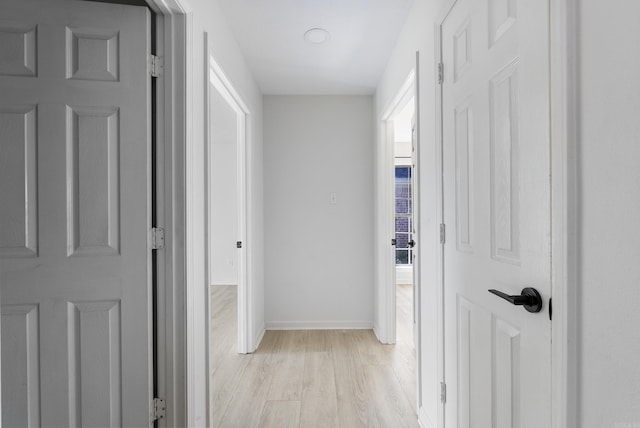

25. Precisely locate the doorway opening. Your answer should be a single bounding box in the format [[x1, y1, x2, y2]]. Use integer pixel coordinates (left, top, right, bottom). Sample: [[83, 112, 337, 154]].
[[378, 62, 421, 413], [391, 99, 416, 348], [204, 37, 253, 427], [380, 68, 418, 347], [207, 65, 241, 373]]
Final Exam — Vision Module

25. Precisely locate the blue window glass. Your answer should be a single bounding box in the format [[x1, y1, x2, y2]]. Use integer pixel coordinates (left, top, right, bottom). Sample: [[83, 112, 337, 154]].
[[395, 166, 413, 265]]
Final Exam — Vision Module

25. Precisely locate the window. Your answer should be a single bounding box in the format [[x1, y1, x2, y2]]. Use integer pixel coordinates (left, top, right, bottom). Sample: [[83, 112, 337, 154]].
[[395, 165, 413, 265]]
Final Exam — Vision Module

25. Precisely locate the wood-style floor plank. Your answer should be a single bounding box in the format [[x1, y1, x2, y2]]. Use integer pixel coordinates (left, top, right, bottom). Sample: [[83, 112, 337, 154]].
[[394, 283, 418, 412], [299, 351, 339, 428], [330, 330, 369, 428], [210, 352, 251, 428], [258, 401, 301, 428], [216, 353, 277, 427], [210, 284, 417, 427], [365, 364, 420, 428], [266, 331, 306, 401]]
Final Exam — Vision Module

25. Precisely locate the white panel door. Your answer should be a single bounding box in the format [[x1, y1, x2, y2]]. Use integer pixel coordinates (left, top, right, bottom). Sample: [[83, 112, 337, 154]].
[[441, 0, 551, 426], [0, 1, 152, 426]]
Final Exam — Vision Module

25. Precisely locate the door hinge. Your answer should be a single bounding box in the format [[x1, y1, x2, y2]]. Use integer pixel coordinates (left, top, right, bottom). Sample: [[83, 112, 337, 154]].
[[150, 54, 163, 78], [151, 227, 165, 250], [440, 224, 446, 244], [152, 397, 166, 421], [236, 241, 243, 249], [440, 382, 447, 403], [437, 62, 444, 85]]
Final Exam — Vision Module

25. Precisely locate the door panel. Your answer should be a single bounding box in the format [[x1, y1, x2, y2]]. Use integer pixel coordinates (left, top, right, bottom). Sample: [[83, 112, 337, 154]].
[[0, 1, 152, 426], [1, 304, 40, 426], [0, 105, 38, 258], [441, 0, 551, 426]]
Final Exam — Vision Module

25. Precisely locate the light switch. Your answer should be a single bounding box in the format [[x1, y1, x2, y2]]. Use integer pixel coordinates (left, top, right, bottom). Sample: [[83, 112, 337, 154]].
[[329, 192, 338, 205]]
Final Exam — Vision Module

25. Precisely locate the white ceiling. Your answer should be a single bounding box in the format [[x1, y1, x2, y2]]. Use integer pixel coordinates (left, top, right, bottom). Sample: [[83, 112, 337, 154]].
[[216, 0, 415, 95]]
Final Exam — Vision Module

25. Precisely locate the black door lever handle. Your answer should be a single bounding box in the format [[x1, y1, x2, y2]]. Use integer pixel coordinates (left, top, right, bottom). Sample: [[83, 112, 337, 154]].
[[488, 287, 543, 313]]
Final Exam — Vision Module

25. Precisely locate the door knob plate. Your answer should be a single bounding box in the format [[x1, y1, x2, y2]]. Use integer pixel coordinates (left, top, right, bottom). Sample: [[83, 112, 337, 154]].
[[520, 287, 543, 313]]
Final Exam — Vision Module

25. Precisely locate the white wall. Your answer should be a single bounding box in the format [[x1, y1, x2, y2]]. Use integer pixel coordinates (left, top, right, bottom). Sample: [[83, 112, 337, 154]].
[[577, 0, 640, 425], [374, 0, 442, 425], [208, 86, 238, 286], [183, 0, 264, 425], [264, 95, 374, 329]]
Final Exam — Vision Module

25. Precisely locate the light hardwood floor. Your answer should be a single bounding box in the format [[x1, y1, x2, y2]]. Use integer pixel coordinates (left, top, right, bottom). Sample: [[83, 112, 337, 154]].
[[210, 284, 418, 428]]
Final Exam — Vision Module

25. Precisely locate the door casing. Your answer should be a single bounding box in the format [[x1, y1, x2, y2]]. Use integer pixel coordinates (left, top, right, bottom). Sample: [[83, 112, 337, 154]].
[[378, 69, 417, 346], [141, 1, 190, 426], [205, 39, 252, 354]]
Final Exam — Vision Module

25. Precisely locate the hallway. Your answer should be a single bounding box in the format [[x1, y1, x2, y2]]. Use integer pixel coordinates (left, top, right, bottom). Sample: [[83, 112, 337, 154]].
[[210, 285, 417, 427]]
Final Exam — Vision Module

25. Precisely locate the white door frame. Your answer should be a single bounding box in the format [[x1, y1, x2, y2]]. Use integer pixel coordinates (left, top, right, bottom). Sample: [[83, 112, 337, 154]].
[[204, 32, 253, 427], [378, 69, 417, 346], [204, 33, 252, 355], [433, 0, 579, 427], [143, 0, 191, 426], [549, 0, 579, 426], [146, 5, 258, 426], [378, 64, 424, 416]]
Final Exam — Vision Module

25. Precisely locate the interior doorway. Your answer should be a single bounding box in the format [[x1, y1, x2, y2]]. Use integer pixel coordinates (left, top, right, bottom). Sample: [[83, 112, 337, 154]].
[[378, 62, 422, 413], [380, 67, 419, 347], [204, 34, 252, 427], [205, 51, 250, 350], [207, 68, 240, 360], [391, 99, 416, 347]]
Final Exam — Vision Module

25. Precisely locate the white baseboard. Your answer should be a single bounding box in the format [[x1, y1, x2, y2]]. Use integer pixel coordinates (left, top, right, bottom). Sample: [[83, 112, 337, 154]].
[[265, 320, 374, 330], [210, 283, 238, 287], [251, 324, 265, 352], [373, 322, 394, 344], [373, 322, 383, 341], [373, 321, 379, 332]]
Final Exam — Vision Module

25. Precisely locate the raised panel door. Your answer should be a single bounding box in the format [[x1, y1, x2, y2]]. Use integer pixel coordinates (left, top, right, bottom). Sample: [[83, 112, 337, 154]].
[[0, 1, 152, 426], [441, 0, 551, 426]]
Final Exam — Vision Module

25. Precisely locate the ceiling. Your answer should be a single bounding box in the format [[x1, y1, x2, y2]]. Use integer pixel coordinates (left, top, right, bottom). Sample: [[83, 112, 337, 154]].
[[216, 0, 415, 95]]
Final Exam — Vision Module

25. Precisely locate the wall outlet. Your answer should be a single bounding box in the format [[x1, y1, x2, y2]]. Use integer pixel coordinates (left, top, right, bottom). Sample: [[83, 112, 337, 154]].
[[329, 192, 338, 205]]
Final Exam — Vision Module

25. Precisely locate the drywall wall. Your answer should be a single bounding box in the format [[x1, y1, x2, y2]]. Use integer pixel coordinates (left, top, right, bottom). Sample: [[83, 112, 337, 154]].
[[264, 95, 374, 328], [208, 85, 238, 286], [374, 0, 442, 425], [577, 0, 640, 425], [183, 0, 265, 425]]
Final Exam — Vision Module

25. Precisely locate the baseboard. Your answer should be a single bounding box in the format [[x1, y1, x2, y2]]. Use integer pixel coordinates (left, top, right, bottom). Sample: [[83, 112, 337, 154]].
[[251, 324, 265, 352], [265, 320, 374, 330], [373, 322, 394, 344], [373, 322, 383, 341], [210, 282, 238, 287]]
